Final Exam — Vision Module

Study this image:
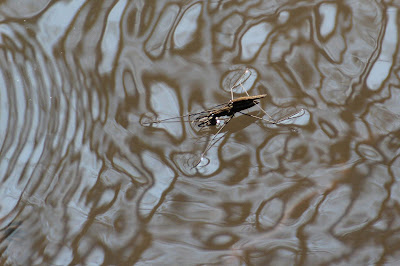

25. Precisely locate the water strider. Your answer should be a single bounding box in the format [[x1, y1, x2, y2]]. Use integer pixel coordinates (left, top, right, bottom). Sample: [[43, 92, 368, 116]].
[[142, 69, 306, 168]]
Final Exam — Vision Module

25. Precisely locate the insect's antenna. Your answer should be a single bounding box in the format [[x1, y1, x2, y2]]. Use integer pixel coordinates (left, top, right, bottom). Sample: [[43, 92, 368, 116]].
[[193, 115, 234, 168]]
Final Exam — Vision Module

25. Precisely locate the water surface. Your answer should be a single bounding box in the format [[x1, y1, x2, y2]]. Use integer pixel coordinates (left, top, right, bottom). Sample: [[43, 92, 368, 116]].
[[0, 0, 400, 265]]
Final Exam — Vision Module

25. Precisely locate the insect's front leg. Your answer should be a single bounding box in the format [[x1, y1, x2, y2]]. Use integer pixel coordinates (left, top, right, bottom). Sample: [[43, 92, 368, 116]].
[[215, 116, 233, 127], [208, 114, 217, 126], [196, 113, 215, 127]]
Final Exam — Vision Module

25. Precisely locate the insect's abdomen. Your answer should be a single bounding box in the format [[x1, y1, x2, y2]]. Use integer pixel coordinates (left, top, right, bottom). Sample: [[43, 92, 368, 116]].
[[230, 99, 258, 113], [230, 94, 266, 113]]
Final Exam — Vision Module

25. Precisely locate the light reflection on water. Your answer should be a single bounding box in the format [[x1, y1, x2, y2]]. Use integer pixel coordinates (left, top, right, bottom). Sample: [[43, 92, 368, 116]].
[[0, 0, 400, 265]]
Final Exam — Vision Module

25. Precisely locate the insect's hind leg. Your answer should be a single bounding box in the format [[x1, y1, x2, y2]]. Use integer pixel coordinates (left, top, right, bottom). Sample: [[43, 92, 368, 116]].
[[239, 108, 305, 125], [231, 68, 276, 122], [237, 82, 276, 122], [239, 111, 276, 124]]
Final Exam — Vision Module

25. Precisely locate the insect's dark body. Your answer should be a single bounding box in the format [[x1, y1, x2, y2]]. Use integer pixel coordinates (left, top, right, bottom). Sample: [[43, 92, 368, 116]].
[[195, 94, 267, 127]]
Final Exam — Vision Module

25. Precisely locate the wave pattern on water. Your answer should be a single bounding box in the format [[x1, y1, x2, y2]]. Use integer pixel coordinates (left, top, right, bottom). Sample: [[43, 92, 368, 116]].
[[0, 0, 400, 265]]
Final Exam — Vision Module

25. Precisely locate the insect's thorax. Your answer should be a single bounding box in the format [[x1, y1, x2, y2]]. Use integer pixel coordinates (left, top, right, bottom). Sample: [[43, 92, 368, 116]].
[[195, 94, 266, 128]]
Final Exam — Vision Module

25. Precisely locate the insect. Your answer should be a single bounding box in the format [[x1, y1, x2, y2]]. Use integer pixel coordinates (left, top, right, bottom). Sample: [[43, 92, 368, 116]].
[[142, 69, 306, 168]]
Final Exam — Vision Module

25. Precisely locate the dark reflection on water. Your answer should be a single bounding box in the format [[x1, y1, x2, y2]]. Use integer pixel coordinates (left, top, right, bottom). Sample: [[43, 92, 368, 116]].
[[1, 0, 400, 264]]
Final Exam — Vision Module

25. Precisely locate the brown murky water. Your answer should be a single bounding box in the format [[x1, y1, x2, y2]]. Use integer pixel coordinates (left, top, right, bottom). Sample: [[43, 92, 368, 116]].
[[1, 0, 400, 265]]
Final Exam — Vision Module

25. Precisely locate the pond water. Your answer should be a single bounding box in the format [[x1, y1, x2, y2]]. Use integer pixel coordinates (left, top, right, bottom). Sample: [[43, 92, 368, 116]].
[[1, 0, 400, 265]]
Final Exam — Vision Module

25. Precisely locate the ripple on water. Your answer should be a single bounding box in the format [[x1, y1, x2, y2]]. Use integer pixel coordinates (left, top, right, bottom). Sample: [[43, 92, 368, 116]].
[[356, 143, 383, 162], [1, 0, 400, 265]]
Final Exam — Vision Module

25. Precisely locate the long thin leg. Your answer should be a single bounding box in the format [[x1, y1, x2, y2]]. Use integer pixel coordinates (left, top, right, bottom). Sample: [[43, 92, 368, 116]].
[[234, 69, 276, 122], [239, 108, 305, 124], [193, 115, 234, 168], [142, 105, 229, 126], [274, 108, 306, 124], [230, 68, 252, 101], [238, 111, 277, 124], [142, 112, 198, 126], [239, 82, 276, 121]]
